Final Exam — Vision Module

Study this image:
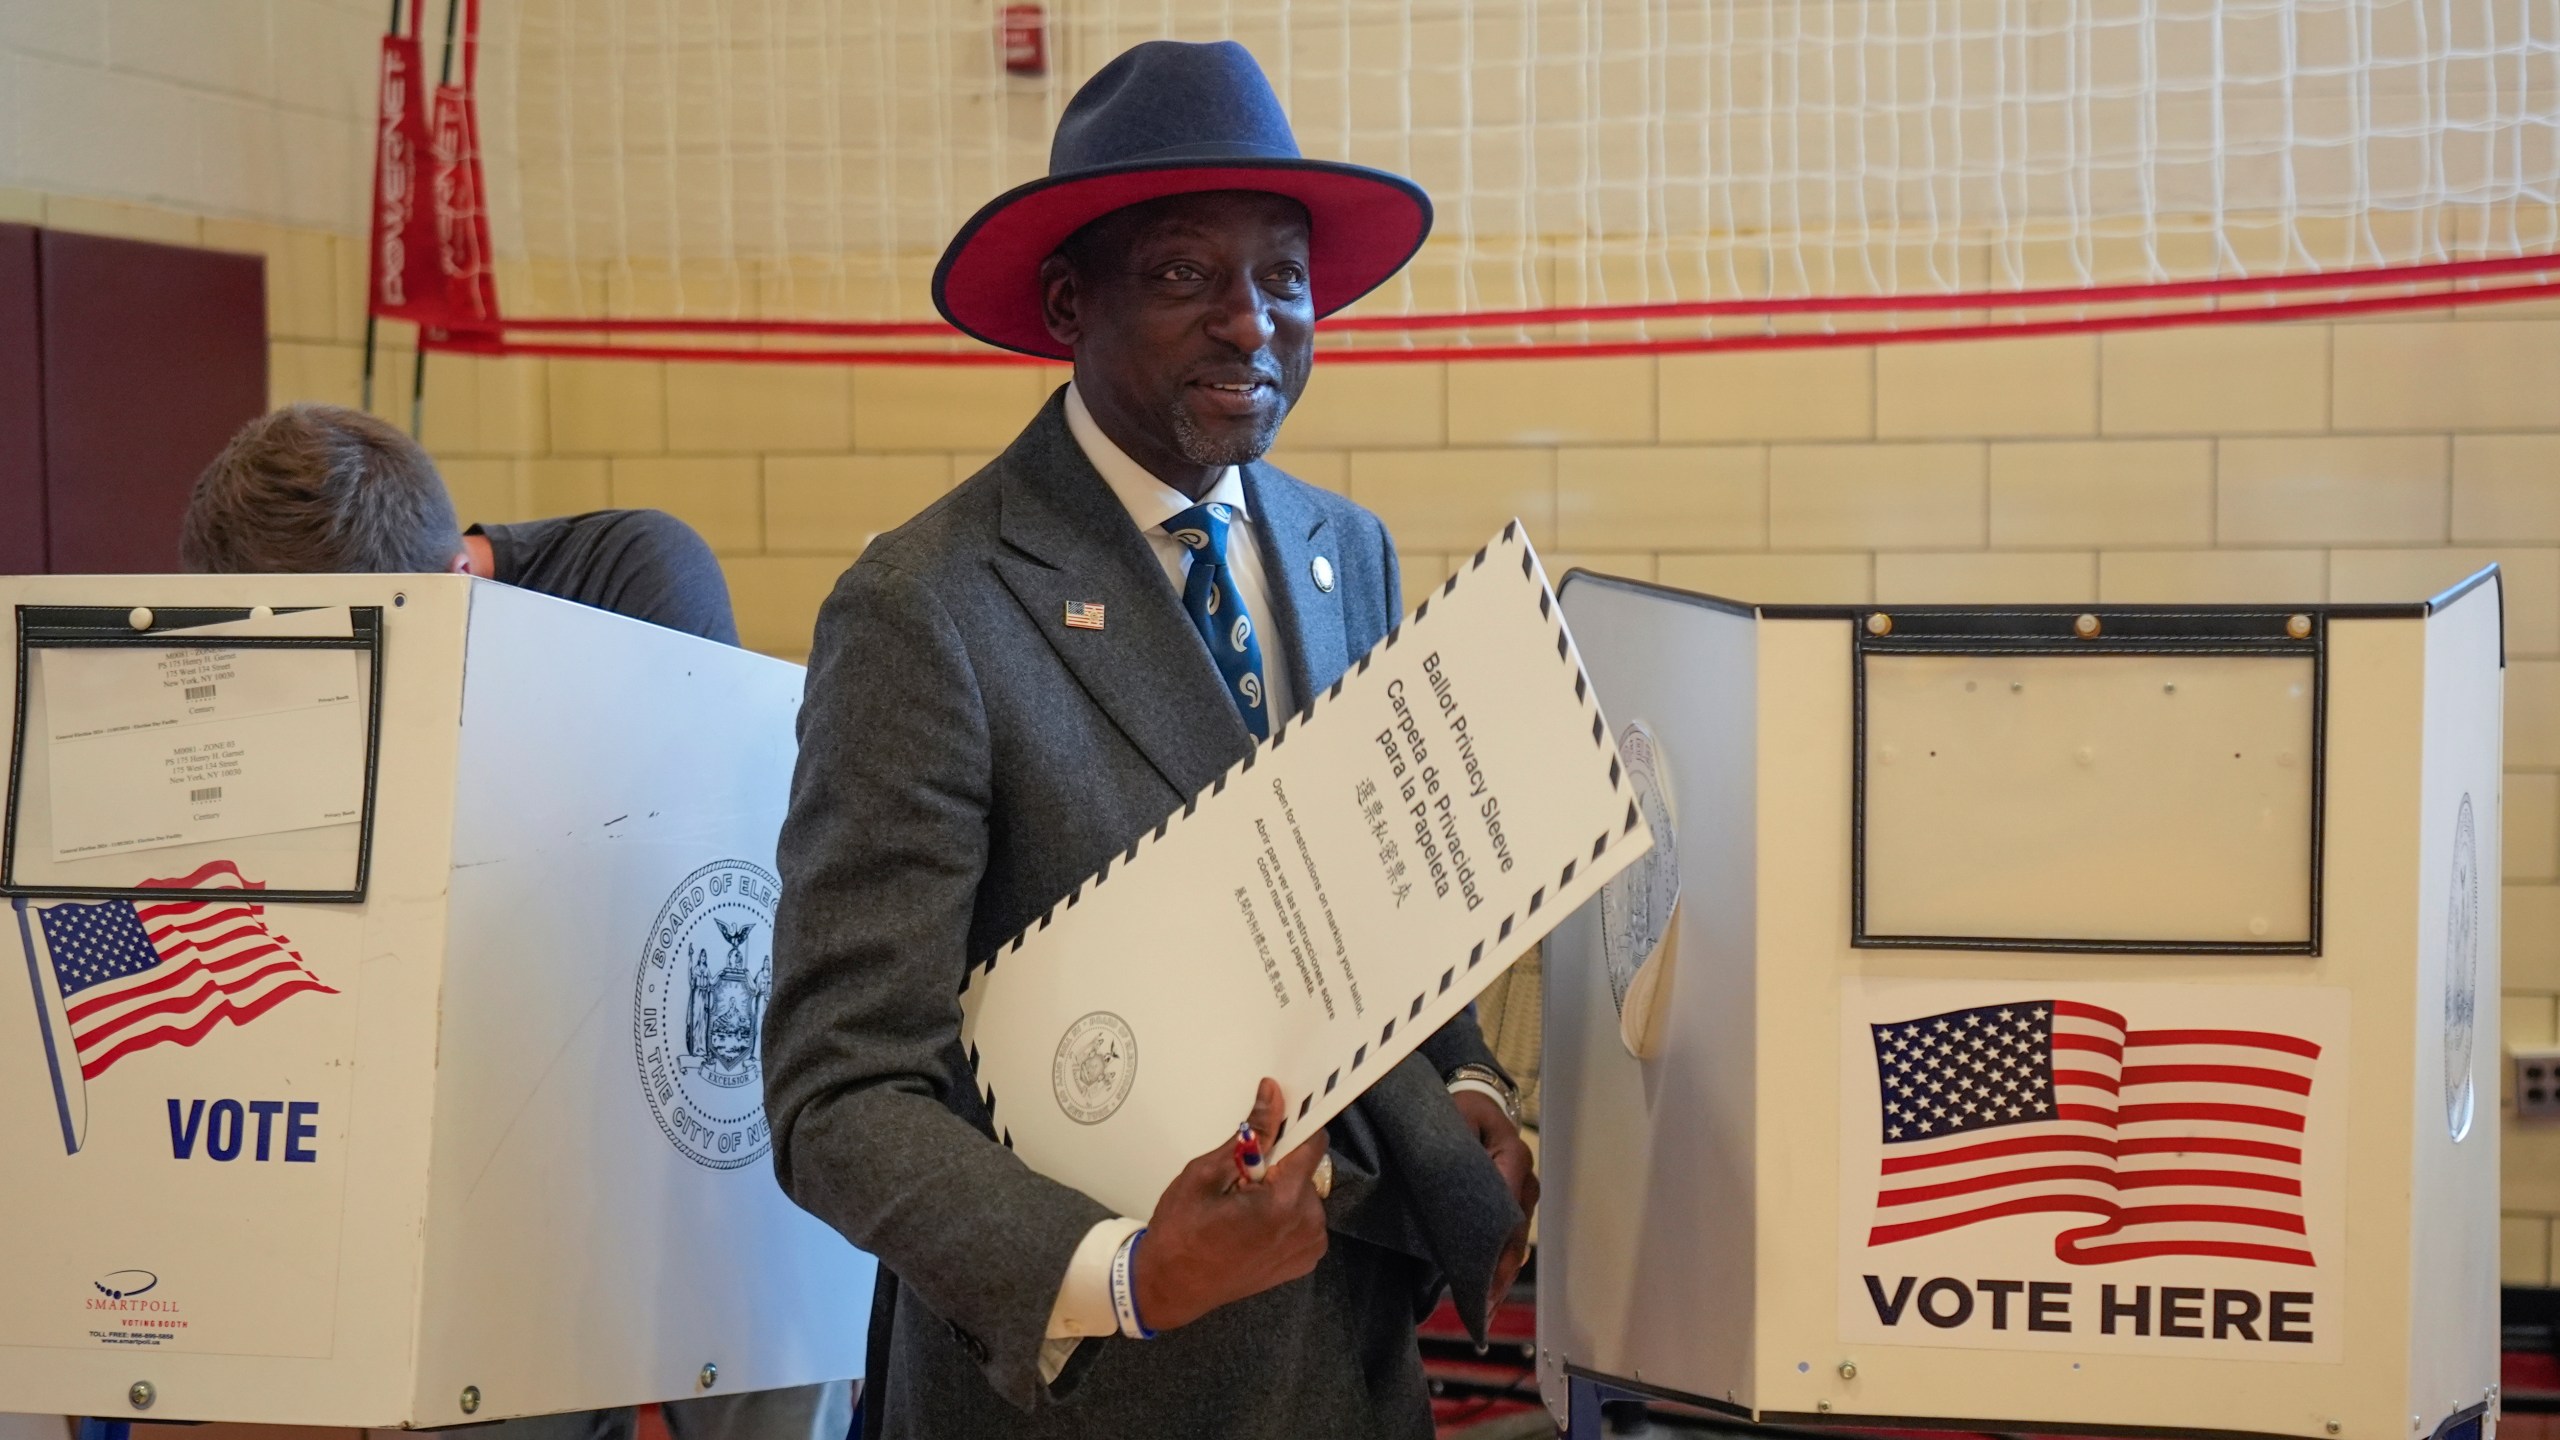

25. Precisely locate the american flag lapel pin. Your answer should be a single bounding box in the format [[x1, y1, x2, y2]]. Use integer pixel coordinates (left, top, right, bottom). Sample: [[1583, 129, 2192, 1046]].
[[1064, 600, 1106, 631]]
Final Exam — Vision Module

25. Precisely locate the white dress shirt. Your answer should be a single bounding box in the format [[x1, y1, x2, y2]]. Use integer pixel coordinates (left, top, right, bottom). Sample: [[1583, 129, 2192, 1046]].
[[1040, 385, 1305, 1372], [1063, 383, 1297, 724], [1039, 385, 1487, 1373]]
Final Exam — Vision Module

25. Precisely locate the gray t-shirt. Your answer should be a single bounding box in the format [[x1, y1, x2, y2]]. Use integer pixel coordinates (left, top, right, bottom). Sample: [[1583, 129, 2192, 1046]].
[[470, 509, 739, 646]]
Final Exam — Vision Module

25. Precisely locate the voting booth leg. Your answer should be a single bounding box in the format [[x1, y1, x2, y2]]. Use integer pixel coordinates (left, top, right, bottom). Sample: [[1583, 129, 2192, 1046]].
[[1542, 571, 2505, 1440], [1563, 1376, 1630, 1439], [1565, 1375, 1604, 1438], [1562, 1377, 1733, 1439]]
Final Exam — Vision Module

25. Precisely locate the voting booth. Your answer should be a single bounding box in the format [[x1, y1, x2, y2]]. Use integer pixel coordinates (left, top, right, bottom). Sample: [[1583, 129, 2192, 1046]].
[[0, 574, 871, 1426], [1541, 569, 2503, 1440]]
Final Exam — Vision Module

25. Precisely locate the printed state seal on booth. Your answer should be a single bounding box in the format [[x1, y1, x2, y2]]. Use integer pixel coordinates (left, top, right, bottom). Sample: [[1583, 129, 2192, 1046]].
[[634, 859, 780, 1170]]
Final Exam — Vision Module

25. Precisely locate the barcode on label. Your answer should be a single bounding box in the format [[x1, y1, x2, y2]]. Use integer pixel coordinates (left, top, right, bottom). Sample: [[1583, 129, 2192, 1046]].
[[184, 684, 217, 701], [189, 786, 223, 803]]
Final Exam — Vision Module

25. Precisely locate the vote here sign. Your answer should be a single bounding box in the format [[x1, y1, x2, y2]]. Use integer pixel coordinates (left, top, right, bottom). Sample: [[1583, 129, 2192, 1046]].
[[1838, 979, 2349, 1364]]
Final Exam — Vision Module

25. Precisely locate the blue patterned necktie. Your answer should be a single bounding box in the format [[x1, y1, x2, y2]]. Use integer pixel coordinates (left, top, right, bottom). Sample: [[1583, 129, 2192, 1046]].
[[1164, 500, 1269, 740]]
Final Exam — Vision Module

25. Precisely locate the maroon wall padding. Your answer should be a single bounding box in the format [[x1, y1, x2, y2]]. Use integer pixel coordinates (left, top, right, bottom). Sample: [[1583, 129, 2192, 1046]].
[[40, 230, 266, 573], [0, 224, 41, 574]]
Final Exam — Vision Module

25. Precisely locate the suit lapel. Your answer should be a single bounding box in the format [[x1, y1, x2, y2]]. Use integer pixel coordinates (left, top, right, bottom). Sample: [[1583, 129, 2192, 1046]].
[[1242, 463, 1344, 714], [991, 394, 1252, 800]]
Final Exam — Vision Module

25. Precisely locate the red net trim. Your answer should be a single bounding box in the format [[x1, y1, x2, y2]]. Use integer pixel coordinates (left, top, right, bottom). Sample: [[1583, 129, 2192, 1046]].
[[424, 263, 2560, 366]]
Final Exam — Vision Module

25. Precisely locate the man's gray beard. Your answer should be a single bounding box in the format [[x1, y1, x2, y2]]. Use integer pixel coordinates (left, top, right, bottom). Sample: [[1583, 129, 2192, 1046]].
[[1168, 392, 1291, 467]]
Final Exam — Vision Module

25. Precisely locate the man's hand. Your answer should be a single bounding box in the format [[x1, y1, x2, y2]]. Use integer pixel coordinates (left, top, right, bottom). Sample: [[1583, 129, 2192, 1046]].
[[1131, 1078, 1330, 1333], [1451, 1088, 1538, 1310]]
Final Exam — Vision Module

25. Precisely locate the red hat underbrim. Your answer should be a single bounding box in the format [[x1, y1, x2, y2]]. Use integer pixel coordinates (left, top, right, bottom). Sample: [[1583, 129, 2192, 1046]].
[[932, 159, 1433, 360]]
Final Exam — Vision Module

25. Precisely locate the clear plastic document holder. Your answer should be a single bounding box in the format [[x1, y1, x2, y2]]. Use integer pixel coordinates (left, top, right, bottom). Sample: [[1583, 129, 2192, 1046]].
[[4, 604, 384, 902]]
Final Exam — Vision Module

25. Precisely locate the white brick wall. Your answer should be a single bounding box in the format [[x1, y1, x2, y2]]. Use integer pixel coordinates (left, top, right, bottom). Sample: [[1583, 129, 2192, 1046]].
[[1, 0, 380, 232]]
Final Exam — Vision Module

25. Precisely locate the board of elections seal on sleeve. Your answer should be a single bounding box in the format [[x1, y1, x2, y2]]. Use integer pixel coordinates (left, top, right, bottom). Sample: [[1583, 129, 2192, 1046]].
[[1052, 1011, 1137, 1125], [2443, 793, 2481, 1142], [633, 859, 780, 1169]]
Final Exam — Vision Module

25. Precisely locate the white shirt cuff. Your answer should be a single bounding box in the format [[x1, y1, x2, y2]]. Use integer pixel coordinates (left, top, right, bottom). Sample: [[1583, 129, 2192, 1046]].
[[1040, 1216, 1146, 1385], [1045, 1216, 1146, 1341], [1448, 1076, 1509, 1109]]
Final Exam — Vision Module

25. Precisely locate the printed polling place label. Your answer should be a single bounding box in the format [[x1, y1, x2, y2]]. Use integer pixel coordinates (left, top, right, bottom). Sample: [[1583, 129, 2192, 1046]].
[[41, 632, 365, 861], [1838, 978, 2348, 1363]]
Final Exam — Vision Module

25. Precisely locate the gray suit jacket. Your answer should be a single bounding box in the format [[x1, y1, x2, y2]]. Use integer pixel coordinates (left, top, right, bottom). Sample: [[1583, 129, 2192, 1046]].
[[764, 390, 1521, 1439]]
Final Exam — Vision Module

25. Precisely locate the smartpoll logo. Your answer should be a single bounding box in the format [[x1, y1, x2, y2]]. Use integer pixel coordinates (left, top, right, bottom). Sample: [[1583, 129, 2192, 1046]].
[[13, 862, 335, 1154], [93, 1269, 157, 1301], [87, 1268, 187, 1346]]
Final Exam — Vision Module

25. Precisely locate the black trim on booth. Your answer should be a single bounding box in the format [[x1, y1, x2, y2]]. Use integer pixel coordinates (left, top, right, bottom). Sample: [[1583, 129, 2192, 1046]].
[[1850, 609, 2327, 956], [2428, 564, 2507, 669], [1561, 1363, 1751, 1419], [2431, 562, 2502, 611], [1564, 1363, 2441, 1440], [1762, 600, 2433, 621], [1757, 1409, 2349, 1440], [1565, 565, 2500, 635], [1556, 566, 1757, 618], [5, 603, 385, 903], [1852, 608, 2324, 644]]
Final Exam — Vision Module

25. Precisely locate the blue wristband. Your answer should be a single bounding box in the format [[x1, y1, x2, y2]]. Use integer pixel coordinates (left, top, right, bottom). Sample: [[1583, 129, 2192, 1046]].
[[1110, 1227, 1156, 1339]]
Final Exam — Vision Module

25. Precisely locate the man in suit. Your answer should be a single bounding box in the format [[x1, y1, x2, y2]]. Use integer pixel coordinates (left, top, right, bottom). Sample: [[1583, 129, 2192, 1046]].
[[763, 40, 1537, 1439]]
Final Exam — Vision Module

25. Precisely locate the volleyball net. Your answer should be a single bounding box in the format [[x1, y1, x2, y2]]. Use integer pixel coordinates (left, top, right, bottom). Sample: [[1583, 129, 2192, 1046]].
[[371, 0, 2560, 365]]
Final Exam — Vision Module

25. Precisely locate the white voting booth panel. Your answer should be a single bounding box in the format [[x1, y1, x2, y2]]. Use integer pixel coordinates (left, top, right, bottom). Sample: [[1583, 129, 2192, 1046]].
[[1541, 569, 2503, 1440], [0, 574, 871, 1426]]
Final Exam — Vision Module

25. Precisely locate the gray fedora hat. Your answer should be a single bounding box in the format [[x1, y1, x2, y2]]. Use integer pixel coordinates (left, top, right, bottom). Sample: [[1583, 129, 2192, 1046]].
[[933, 40, 1433, 359]]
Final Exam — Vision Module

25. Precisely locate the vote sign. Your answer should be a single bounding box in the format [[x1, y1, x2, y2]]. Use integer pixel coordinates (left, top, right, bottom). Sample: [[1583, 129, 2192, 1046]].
[[1838, 978, 2349, 1363]]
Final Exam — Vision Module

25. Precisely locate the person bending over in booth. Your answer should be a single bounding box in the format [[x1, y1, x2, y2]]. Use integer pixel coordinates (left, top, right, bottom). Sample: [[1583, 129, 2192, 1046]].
[[761, 40, 1537, 1440], [179, 401, 854, 1440], [181, 403, 738, 646]]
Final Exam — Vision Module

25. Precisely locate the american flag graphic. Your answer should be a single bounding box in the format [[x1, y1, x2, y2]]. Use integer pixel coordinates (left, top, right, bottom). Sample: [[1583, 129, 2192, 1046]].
[[1064, 600, 1107, 631], [19, 860, 334, 1084], [1867, 1000, 2319, 1267]]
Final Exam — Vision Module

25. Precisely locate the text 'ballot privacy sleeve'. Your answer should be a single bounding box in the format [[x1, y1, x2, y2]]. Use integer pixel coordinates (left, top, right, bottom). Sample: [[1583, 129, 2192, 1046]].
[[958, 522, 1651, 1219]]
